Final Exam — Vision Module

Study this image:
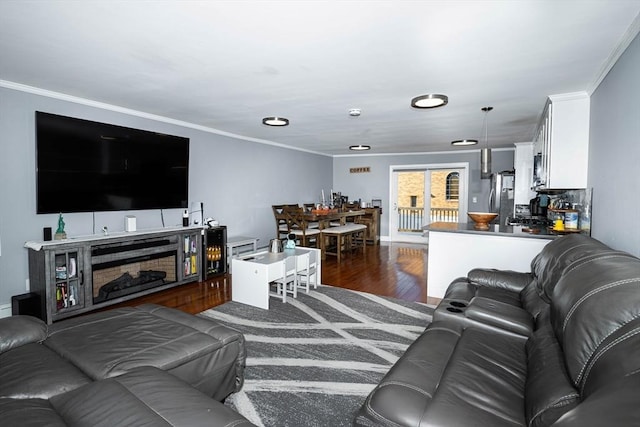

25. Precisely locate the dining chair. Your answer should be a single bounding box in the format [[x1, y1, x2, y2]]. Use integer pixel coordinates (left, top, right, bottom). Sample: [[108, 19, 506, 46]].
[[284, 208, 321, 248], [270, 255, 298, 303], [296, 250, 318, 293], [272, 204, 299, 240], [302, 203, 320, 229]]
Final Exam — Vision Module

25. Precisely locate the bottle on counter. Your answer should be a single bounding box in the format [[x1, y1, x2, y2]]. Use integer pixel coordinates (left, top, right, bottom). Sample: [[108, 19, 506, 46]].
[[553, 217, 565, 231]]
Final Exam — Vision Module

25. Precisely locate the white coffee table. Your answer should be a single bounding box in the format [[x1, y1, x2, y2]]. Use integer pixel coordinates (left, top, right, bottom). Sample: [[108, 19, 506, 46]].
[[231, 247, 321, 309]]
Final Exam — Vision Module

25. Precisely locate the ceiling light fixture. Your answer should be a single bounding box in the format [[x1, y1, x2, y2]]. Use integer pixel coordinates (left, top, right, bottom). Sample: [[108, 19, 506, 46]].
[[410, 94, 448, 109], [451, 139, 478, 146], [349, 144, 371, 151], [480, 106, 493, 179], [262, 116, 289, 126], [349, 108, 361, 117]]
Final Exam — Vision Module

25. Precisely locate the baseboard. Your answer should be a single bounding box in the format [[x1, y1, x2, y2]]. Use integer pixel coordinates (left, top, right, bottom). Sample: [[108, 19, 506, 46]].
[[0, 303, 12, 319]]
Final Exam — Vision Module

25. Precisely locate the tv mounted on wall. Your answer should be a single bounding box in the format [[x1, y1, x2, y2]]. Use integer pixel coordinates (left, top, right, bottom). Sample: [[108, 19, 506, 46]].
[[36, 111, 189, 214]]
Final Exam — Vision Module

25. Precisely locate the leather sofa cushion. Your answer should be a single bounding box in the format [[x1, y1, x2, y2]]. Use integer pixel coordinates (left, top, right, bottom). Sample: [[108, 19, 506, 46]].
[[552, 371, 640, 427], [360, 321, 463, 426], [467, 268, 533, 294], [474, 285, 523, 307], [444, 279, 523, 308], [356, 321, 527, 427], [0, 315, 48, 354], [0, 342, 91, 399], [525, 323, 579, 427], [550, 252, 640, 392], [531, 234, 609, 303], [519, 280, 548, 320], [44, 304, 245, 398], [49, 366, 255, 427], [420, 326, 527, 426], [464, 297, 534, 337], [0, 397, 67, 427]]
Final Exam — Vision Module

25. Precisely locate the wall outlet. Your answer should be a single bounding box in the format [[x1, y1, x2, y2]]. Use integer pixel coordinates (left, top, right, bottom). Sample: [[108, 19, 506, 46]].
[[472, 196, 478, 203]]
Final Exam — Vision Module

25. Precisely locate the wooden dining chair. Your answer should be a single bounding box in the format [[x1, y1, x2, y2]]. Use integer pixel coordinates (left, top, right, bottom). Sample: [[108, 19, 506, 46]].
[[272, 204, 299, 240], [283, 209, 321, 248], [302, 203, 320, 229]]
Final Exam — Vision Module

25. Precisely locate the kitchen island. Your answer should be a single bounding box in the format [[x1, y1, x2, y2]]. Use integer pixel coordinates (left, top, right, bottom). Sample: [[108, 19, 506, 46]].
[[425, 222, 557, 299]]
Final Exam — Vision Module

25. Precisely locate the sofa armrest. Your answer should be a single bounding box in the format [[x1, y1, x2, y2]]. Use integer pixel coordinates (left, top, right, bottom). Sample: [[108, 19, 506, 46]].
[[468, 268, 533, 293], [442, 277, 477, 301], [0, 315, 48, 354], [464, 297, 534, 337]]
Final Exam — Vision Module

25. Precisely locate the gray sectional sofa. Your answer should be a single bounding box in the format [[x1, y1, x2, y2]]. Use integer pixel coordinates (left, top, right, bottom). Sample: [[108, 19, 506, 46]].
[[0, 303, 254, 426], [355, 234, 640, 426]]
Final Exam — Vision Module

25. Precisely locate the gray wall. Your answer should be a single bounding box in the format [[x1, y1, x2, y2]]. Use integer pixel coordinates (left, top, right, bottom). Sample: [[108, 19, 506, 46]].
[[332, 150, 515, 238], [589, 33, 640, 257], [0, 87, 332, 307]]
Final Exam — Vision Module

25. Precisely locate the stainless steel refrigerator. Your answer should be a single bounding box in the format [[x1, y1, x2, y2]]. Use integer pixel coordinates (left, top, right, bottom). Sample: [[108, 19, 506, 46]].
[[489, 171, 515, 225]]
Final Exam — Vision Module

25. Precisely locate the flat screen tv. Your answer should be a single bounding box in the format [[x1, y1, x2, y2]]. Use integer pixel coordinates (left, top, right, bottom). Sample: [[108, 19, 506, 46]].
[[36, 111, 189, 214]]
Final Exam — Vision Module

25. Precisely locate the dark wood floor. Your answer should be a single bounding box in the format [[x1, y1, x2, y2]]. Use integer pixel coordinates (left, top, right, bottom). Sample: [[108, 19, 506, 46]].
[[110, 242, 437, 315]]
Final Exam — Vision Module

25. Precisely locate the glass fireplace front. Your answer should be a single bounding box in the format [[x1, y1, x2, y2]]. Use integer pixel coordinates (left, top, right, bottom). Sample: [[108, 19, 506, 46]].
[[92, 251, 177, 304]]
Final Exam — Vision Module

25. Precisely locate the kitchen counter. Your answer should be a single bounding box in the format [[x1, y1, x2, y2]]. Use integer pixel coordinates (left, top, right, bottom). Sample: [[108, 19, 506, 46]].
[[425, 222, 556, 299], [425, 221, 560, 239]]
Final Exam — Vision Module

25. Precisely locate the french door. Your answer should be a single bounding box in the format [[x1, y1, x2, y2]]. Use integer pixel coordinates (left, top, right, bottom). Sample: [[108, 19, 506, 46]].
[[389, 163, 469, 243]]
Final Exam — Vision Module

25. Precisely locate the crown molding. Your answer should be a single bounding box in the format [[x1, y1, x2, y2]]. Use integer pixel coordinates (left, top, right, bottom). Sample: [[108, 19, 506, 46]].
[[587, 11, 640, 94], [333, 146, 514, 158], [0, 80, 332, 157]]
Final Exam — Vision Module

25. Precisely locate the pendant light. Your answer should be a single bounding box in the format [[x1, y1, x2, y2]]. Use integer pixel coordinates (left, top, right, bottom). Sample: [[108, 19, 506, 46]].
[[480, 106, 493, 179]]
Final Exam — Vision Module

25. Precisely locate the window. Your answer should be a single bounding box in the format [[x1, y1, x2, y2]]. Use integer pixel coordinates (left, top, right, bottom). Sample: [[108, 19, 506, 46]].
[[446, 172, 459, 200], [410, 196, 417, 207]]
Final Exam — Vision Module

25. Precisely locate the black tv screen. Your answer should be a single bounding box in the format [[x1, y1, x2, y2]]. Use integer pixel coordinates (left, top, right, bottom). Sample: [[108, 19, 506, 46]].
[[36, 111, 189, 214]]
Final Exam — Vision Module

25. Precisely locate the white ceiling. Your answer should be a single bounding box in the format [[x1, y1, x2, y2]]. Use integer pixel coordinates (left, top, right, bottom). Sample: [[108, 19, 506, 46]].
[[1, 1, 639, 156]]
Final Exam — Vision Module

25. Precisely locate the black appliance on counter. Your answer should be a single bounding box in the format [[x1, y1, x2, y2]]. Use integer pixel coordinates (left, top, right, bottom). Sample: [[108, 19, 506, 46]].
[[529, 194, 549, 217], [202, 226, 227, 278]]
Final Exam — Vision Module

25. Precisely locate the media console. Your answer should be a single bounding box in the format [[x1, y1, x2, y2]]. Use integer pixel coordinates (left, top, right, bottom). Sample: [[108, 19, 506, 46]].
[[25, 226, 203, 324]]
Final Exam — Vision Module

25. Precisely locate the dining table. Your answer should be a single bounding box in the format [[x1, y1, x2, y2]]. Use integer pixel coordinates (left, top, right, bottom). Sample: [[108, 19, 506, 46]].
[[299, 209, 365, 229]]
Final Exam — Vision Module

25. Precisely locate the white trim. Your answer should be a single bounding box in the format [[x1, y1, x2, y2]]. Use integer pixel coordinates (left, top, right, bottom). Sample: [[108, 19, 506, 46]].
[[0, 303, 11, 319], [0, 80, 331, 157], [588, 11, 640, 95], [549, 91, 589, 103], [334, 147, 514, 158], [1, 79, 521, 159]]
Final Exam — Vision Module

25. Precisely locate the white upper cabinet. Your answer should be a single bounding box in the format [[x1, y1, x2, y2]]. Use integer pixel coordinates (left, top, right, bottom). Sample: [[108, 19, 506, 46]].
[[534, 92, 590, 189], [513, 142, 536, 205]]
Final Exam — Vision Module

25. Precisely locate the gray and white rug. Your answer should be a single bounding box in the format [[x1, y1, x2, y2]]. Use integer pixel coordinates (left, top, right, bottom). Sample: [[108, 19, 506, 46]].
[[199, 285, 434, 427]]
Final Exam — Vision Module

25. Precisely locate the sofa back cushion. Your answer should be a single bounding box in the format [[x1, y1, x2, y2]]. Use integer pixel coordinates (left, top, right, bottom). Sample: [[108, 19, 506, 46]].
[[530, 234, 609, 303], [519, 282, 547, 320], [525, 320, 579, 427], [551, 250, 640, 396], [0, 315, 47, 354]]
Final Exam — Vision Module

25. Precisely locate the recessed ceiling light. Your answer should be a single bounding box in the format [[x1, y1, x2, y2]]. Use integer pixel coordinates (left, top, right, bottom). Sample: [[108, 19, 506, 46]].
[[349, 144, 371, 151], [262, 117, 289, 126], [410, 94, 448, 109], [451, 139, 478, 146]]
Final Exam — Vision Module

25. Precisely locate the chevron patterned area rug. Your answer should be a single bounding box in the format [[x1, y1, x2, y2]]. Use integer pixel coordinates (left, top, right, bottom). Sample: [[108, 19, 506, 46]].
[[199, 285, 434, 427]]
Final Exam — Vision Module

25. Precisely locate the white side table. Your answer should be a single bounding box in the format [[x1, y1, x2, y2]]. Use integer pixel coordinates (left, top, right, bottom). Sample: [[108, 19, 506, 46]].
[[226, 236, 259, 273]]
